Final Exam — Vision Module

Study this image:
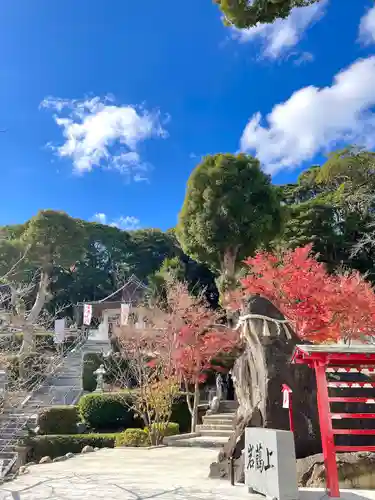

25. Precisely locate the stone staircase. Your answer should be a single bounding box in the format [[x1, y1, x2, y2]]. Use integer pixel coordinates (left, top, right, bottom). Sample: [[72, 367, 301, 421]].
[[166, 400, 238, 449], [0, 337, 102, 477]]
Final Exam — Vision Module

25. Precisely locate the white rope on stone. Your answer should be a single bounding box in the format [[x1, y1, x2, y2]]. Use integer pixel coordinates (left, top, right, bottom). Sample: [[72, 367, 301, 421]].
[[235, 313, 293, 339]]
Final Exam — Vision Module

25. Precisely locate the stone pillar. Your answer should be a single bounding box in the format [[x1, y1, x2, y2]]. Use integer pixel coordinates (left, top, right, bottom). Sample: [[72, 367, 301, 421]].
[[0, 370, 8, 407], [14, 445, 30, 469]]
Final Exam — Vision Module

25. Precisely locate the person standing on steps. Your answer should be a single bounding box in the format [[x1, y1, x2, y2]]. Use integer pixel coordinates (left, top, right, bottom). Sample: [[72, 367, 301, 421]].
[[226, 370, 235, 400]]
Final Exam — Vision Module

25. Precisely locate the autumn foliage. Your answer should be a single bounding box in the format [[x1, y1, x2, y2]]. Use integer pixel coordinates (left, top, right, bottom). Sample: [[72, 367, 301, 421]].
[[166, 282, 239, 384], [241, 244, 375, 343], [116, 281, 239, 432]]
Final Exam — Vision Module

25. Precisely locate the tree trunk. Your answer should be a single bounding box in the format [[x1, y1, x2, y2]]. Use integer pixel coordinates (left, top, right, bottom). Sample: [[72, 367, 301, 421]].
[[191, 380, 200, 433], [26, 270, 50, 325], [217, 246, 240, 310], [222, 247, 238, 280], [18, 325, 35, 380], [19, 270, 50, 379]]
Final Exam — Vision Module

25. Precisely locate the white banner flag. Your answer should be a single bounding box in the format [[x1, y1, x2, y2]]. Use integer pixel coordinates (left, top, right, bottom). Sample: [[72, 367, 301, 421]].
[[282, 389, 290, 409], [121, 303, 130, 326], [83, 304, 93, 326], [54, 318, 66, 344]]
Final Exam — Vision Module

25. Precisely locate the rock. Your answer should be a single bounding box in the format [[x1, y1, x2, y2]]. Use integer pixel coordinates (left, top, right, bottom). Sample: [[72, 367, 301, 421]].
[[65, 452, 75, 459], [210, 454, 244, 483], [209, 296, 321, 479], [94, 447, 100, 451], [53, 456, 67, 462], [19, 466, 29, 474], [39, 456, 52, 464], [81, 445, 94, 453], [297, 452, 375, 489]]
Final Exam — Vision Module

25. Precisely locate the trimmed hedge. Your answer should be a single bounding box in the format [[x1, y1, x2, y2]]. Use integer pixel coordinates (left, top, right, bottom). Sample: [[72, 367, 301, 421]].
[[25, 434, 116, 462], [77, 391, 190, 433], [115, 422, 179, 447], [38, 406, 79, 435], [78, 392, 138, 431], [115, 428, 149, 447], [149, 422, 179, 437]]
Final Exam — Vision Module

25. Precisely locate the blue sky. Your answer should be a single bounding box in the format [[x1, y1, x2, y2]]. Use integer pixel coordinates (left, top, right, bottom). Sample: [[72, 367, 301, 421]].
[[0, 0, 374, 231]]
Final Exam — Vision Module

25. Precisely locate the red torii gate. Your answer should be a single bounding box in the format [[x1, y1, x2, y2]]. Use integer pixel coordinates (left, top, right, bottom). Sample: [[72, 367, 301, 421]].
[[291, 344, 375, 498]]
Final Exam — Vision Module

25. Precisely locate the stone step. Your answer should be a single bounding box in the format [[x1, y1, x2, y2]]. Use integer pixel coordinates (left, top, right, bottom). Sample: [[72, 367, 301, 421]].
[[0, 458, 15, 472], [0, 443, 15, 453], [0, 344, 87, 479], [196, 423, 234, 431], [220, 400, 238, 409], [202, 415, 236, 426], [0, 451, 18, 459], [196, 428, 233, 438], [0, 434, 25, 442], [205, 408, 236, 414], [167, 435, 227, 449]]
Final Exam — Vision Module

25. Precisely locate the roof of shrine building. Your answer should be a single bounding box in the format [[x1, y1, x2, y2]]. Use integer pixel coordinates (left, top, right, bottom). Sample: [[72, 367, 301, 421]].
[[75, 275, 148, 320]]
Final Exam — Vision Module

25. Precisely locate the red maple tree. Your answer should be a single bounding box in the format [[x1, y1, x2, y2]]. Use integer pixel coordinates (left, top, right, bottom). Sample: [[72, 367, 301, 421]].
[[165, 282, 239, 431], [241, 244, 375, 343]]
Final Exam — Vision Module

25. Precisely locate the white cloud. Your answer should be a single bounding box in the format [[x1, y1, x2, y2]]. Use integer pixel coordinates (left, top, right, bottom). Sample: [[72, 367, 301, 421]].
[[232, 0, 327, 58], [93, 213, 141, 230], [359, 4, 375, 45], [93, 213, 107, 225], [41, 95, 167, 180], [240, 56, 375, 174], [292, 51, 314, 66]]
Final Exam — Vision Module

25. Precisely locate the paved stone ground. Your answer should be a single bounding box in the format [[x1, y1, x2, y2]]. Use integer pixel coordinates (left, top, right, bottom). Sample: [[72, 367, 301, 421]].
[[0, 448, 250, 500], [1, 447, 375, 500]]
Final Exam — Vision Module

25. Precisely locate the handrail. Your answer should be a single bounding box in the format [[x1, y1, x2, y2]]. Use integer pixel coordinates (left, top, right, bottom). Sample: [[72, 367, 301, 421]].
[[0, 331, 87, 480]]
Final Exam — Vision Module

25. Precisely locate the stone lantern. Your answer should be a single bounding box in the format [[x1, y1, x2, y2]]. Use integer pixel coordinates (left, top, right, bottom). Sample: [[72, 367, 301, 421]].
[[94, 364, 106, 393]]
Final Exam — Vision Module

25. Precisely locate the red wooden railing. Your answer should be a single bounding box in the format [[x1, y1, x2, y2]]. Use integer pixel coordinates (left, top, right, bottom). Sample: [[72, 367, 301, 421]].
[[319, 365, 375, 497]]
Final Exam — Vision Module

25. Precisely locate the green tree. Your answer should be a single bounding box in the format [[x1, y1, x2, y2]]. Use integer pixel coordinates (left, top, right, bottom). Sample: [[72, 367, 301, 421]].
[[215, 0, 320, 29], [129, 229, 177, 280], [278, 147, 375, 280], [282, 198, 343, 270], [176, 153, 282, 298], [0, 210, 87, 356]]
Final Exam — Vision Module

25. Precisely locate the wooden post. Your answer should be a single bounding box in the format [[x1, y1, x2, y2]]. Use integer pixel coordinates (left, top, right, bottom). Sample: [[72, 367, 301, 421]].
[[282, 384, 294, 432], [314, 362, 339, 497]]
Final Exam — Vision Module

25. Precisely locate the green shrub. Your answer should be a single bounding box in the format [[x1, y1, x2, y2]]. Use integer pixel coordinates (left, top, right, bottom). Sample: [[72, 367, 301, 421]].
[[78, 392, 137, 431], [82, 352, 103, 392], [77, 391, 190, 433], [149, 422, 179, 437], [81, 352, 132, 392], [115, 428, 149, 447], [25, 434, 116, 462], [38, 406, 79, 435], [171, 396, 190, 433], [115, 422, 179, 447]]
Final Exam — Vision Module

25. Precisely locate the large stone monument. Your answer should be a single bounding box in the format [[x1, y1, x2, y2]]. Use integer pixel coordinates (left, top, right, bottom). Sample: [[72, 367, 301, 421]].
[[209, 295, 321, 481], [245, 428, 298, 500]]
